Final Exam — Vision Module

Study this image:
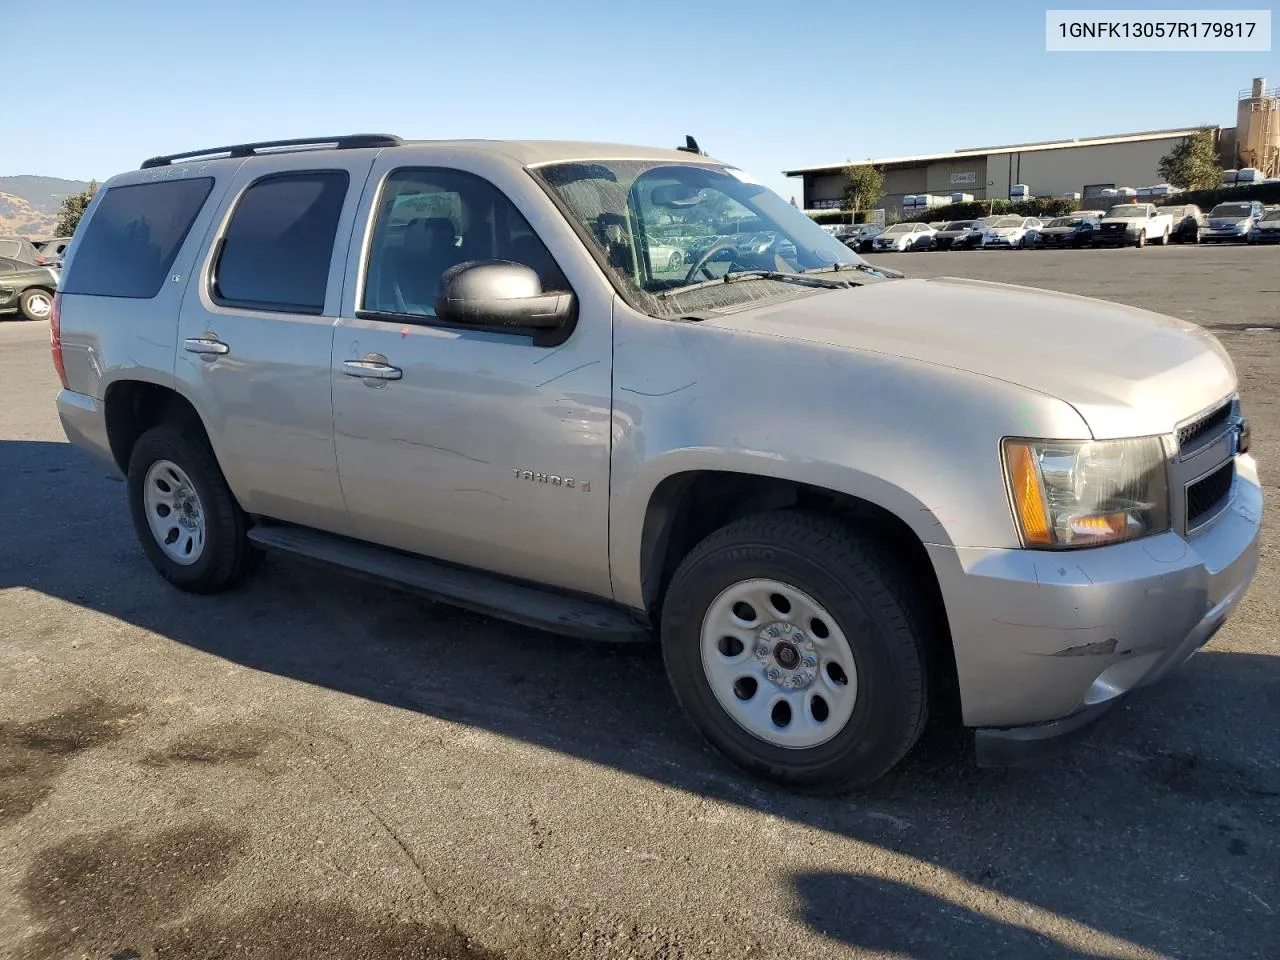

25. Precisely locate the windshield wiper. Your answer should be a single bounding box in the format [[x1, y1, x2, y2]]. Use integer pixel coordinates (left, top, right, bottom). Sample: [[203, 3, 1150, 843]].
[[801, 262, 903, 280], [656, 270, 851, 300]]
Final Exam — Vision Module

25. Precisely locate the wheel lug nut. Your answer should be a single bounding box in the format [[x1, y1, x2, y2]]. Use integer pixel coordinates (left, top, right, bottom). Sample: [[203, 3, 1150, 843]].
[[766, 667, 781, 682], [756, 644, 770, 657], [802, 656, 817, 668]]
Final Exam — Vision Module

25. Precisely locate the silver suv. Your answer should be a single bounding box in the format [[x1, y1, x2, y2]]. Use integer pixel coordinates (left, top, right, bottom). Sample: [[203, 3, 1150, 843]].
[[52, 133, 1262, 790]]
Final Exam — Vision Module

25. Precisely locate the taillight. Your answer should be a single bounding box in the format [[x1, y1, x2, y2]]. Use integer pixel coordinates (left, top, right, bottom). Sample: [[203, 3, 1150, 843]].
[[50, 292, 68, 389]]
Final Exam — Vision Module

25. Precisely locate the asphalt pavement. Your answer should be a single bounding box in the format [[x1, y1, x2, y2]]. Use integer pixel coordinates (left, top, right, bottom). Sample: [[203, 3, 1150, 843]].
[[1, 244, 1277, 960]]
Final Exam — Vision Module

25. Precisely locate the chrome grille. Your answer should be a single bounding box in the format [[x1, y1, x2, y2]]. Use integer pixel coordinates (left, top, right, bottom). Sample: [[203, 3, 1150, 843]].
[[1186, 461, 1235, 529], [1178, 399, 1234, 453]]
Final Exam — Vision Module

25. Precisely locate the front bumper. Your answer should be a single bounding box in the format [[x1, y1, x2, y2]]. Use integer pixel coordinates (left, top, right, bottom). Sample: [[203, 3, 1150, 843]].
[[56, 388, 122, 478], [1203, 229, 1249, 242], [927, 453, 1262, 751], [1250, 230, 1280, 243]]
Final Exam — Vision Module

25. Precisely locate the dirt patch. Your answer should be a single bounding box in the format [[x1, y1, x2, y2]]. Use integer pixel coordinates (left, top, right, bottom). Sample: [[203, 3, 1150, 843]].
[[17, 821, 510, 960], [154, 904, 507, 960], [141, 722, 279, 769], [0, 697, 142, 823], [19, 821, 248, 959]]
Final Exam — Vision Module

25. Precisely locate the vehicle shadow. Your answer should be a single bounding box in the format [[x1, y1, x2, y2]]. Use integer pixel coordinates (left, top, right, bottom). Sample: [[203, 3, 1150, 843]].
[[3, 438, 1278, 960]]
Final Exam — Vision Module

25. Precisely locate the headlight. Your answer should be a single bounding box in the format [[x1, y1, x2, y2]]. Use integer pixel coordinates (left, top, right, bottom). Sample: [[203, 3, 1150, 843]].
[[1002, 437, 1170, 548]]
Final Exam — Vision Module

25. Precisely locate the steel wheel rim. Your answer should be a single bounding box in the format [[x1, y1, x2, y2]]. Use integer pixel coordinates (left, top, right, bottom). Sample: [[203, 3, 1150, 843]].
[[700, 578, 858, 750], [142, 459, 206, 565], [25, 293, 51, 318]]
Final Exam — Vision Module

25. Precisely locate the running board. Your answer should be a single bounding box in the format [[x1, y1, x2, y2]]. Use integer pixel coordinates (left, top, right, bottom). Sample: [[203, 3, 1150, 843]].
[[247, 524, 652, 644]]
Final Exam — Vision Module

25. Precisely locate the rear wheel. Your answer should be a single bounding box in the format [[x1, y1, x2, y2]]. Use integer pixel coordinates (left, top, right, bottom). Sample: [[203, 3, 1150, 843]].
[[667, 251, 683, 270], [659, 510, 931, 792], [1157, 228, 1169, 246], [127, 424, 261, 593], [18, 289, 52, 322]]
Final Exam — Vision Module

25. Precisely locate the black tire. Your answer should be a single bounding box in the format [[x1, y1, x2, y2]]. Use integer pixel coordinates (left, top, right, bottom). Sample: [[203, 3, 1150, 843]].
[[127, 424, 261, 594], [1135, 231, 1146, 248], [18, 288, 53, 322], [659, 510, 931, 793]]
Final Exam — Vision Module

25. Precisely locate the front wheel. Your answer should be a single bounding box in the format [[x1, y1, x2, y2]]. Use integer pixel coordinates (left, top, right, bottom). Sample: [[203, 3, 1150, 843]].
[[1135, 231, 1146, 248], [127, 425, 261, 593], [18, 288, 53, 321], [667, 251, 683, 270], [659, 511, 931, 792]]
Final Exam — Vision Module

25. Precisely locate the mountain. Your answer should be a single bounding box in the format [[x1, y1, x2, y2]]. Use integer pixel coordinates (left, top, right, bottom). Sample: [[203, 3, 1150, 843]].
[[0, 175, 96, 239]]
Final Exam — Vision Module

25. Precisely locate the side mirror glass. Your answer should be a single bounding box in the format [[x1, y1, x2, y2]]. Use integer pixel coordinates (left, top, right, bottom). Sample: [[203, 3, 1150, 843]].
[[435, 260, 574, 331]]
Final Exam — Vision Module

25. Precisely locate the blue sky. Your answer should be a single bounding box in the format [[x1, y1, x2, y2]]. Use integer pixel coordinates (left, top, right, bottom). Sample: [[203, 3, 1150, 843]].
[[5, 0, 1275, 202]]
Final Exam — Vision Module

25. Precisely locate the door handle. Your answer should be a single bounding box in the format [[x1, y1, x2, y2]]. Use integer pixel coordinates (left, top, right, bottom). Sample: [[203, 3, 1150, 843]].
[[183, 337, 229, 356], [342, 358, 402, 381]]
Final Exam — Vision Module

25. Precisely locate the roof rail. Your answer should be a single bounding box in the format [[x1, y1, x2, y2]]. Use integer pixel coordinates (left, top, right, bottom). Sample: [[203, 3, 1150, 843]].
[[139, 133, 404, 170]]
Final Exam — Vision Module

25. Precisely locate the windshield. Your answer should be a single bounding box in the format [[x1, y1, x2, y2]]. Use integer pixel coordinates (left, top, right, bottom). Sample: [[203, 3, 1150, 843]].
[[884, 224, 913, 235], [532, 160, 874, 318], [1106, 206, 1148, 218], [1262, 209, 1280, 222], [1210, 203, 1253, 218], [989, 216, 1023, 228], [944, 221, 973, 231], [1047, 217, 1083, 227]]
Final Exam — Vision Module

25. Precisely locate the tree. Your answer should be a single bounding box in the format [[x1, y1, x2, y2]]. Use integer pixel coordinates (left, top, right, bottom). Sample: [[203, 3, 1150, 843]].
[[53, 181, 99, 237], [841, 164, 883, 213], [1157, 127, 1222, 191]]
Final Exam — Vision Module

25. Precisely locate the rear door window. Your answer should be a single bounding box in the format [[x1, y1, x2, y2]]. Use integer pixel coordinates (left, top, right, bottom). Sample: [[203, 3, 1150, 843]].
[[60, 178, 214, 298], [212, 171, 349, 314]]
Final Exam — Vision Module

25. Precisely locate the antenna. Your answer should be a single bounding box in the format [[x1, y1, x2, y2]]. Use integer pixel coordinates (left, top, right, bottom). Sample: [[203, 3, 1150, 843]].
[[676, 135, 703, 155]]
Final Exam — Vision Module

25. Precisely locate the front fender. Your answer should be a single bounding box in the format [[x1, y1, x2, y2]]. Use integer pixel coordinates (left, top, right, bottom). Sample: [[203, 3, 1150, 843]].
[[606, 300, 1091, 609]]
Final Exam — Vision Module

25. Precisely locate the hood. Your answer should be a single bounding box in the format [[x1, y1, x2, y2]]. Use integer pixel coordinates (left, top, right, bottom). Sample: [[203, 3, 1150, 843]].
[[705, 277, 1235, 440], [1208, 217, 1248, 227]]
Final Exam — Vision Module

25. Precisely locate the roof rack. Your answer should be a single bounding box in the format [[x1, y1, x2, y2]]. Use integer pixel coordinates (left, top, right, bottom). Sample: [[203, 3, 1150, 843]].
[[139, 133, 404, 170]]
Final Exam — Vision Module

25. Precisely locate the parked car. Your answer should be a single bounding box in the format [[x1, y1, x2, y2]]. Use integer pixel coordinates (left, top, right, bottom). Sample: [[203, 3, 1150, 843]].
[[1203, 200, 1266, 243], [1247, 207, 1280, 244], [1156, 204, 1207, 244], [0, 256, 59, 320], [1094, 203, 1174, 247], [953, 218, 997, 250], [646, 238, 686, 272], [52, 133, 1262, 791], [931, 220, 977, 251], [1034, 214, 1099, 248], [870, 222, 935, 252], [841, 224, 883, 253], [981, 216, 1042, 249], [36, 236, 73, 267], [0, 236, 41, 264]]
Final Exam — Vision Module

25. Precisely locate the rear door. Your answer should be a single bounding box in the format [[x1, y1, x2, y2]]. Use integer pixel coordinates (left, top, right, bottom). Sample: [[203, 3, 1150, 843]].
[[174, 153, 376, 535]]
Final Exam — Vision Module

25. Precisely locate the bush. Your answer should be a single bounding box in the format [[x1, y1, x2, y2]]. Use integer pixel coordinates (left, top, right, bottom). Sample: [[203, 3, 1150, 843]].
[[1164, 181, 1280, 210], [899, 197, 1079, 223]]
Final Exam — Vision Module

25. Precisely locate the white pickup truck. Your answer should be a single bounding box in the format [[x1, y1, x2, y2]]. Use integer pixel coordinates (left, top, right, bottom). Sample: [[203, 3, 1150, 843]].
[[1094, 202, 1175, 248]]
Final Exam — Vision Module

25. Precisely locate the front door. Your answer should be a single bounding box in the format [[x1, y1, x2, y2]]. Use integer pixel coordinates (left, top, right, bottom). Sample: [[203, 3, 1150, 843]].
[[175, 155, 374, 535], [330, 157, 614, 598]]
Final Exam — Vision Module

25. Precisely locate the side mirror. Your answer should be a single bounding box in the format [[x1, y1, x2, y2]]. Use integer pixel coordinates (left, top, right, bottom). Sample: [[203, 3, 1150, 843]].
[[435, 260, 573, 331]]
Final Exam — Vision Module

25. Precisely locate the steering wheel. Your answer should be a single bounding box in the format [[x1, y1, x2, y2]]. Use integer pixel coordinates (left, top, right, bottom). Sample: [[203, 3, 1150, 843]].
[[683, 241, 741, 284]]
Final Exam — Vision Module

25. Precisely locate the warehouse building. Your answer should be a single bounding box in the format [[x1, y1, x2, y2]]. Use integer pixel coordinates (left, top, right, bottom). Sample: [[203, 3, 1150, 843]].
[[785, 126, 1227, 218], [787, 79, 1280, 219]]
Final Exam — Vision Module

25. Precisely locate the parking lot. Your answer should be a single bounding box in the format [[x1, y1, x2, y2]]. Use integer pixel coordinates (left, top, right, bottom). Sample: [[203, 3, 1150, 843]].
[[1, 245, 1277, 960]]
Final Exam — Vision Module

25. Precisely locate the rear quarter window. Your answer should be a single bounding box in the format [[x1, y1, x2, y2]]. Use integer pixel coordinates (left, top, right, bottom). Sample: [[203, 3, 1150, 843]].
[[60, 178, 214, 298]]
